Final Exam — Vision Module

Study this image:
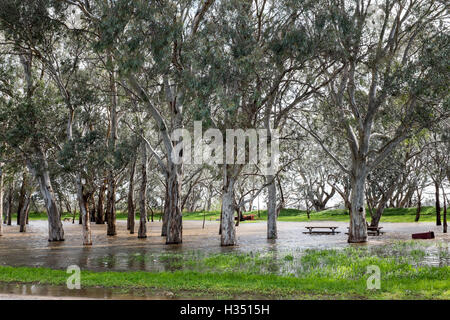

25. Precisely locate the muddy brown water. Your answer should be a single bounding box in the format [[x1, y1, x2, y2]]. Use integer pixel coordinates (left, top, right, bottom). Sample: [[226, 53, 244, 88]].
[[0, 220, 448, 271], [0, 282, 186, 300], [0, 220, 448, 299]]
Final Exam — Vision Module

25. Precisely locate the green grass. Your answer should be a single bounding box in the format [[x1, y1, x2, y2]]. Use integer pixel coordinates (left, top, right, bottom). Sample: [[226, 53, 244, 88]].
[[20, 206, 441, 223], [180, 206, 441, 223], [0, 242, 448, 299]]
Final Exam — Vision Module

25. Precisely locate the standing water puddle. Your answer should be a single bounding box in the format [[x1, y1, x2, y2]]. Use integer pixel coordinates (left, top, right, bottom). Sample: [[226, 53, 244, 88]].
[[0, 220, 448, 274]]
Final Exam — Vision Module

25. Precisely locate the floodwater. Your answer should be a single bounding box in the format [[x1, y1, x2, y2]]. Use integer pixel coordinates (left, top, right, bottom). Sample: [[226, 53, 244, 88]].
[[0, 282, 185, 300], [0, 220, 448, 299], [0, 220, 448, 272]]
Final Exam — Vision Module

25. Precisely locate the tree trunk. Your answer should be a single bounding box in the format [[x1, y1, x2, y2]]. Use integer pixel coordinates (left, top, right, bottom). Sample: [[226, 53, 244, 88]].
[[370, 183, 397, 227], [369, 200, 386, 228], [6, 185, 12, 226], [415, 190, 421, 222], [106, 52, 118, 236], [89, 193, 96, 223], [435, 181, 441, 226], [96, 181, 106, 224], [306, 206, 310, 219], [441, 186, 447, 234], [399, 187, 414, 208], [16, 171, 27, 225], [161, 184, 169, 237], [138, 142, 147, 238], [106, 177, 116, 236], [235, 203, 241, 227], [443, 198, 447, 233], [76, 174, 92, 245], [3, 185, 10, 225], [348, 162, 368, 243], [127, 158, 136, 234], [19, 194, 30, 233], [219, 208, 222, 235], [206, 188, 212, 212], [25, 200, 30, 225], [221, 167, 236, 246], [0, 164, 3, 236], [267, 175, 277, 239], [27, 152, 64, 241], [165, 165, 182, 244]]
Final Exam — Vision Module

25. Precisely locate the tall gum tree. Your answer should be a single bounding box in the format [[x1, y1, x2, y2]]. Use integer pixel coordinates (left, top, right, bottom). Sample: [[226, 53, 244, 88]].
[[77, 0, 216, 244], [188, 0, 334, 243], [302, 0, 449, 242], [0, 0, 95, 243]]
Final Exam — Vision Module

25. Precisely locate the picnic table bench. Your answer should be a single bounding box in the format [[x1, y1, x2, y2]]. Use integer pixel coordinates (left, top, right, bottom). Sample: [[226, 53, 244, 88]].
[[303, 226, 340, 235], [367, 226, 384, 236], [345, 226, 384, 236]]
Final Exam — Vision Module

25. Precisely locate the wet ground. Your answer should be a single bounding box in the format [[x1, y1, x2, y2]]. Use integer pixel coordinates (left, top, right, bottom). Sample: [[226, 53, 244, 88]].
[[0, 220, 448, 271], [0, 220, 448, 299], [0, 282, 207, 300]]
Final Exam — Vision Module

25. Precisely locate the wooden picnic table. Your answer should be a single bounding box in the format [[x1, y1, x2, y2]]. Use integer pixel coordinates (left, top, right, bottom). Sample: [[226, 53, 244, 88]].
[[367, 226, 384, 236], [346, 226, 384, 236], [303, 226, 340, 235]]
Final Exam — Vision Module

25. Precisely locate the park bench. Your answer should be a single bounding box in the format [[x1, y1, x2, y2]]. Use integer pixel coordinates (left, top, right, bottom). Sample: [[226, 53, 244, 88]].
[[303, 226, 340, 235]]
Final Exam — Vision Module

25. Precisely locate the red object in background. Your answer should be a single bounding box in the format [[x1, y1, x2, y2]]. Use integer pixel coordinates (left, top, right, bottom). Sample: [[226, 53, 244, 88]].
[[412, 231, 435, 239]]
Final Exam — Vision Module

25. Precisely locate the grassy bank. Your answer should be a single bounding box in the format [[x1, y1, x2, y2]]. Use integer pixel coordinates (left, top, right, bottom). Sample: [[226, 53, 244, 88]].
[[0, 242, 448, 299], [20, 206, 440, 223]]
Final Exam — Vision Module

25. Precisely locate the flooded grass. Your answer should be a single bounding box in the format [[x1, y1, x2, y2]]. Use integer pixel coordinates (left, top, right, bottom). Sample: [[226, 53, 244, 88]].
[[87, 240, 450, 280], [1, 242, 449, 300], [0, 220, 448, 299]]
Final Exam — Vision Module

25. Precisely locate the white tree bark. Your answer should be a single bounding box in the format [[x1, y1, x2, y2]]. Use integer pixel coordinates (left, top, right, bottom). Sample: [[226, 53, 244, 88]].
[[27, 151, 64, 241], [127, 158, 136, 234], [0, 164, 3, 236], [106, 53, 118, 236], [267, 175, 277, 239], [348, 160, 368, 243], [165, 164, 183, 244], [76, 174, 92, 245], [19, 194, 30, 233], [138, 141, 147, 238], [221, 166, 236, 246]]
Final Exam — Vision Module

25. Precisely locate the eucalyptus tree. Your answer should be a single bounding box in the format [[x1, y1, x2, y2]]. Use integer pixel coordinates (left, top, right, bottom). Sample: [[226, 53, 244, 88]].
[[300, 0, 449, 242], [187, 0, 334, 244], [0, 54, 67, 240], [0, 161, 3, 236], [180, 166, 206, 213], [0, 0, 102, 243], [187, 0, 274, 245], [0, 11, 68, 240], [127, 155, 136, 233], [259, 0, 344, 238], [138, 141, 147, 238], [365, 148, 405, 227], [66, 0, 215, 244], [297, 145, 337, 212], [423, 129, 450, 226]]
